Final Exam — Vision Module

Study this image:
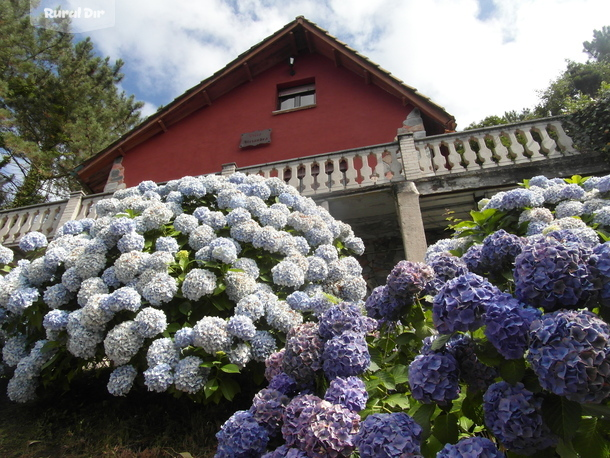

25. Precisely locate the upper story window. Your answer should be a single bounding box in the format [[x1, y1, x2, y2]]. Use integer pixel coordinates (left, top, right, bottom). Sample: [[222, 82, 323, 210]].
[[276, 83, 316, 112]]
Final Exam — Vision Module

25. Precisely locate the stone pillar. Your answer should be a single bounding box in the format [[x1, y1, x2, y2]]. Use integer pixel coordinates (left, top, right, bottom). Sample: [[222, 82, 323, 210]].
[[221, 163, 237, 176], [103, 156, 126, 193], [394, 181, 427, 262], [398, 132, 423, 180]]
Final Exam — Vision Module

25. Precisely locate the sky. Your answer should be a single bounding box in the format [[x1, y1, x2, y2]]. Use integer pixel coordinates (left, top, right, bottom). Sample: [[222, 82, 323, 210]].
[[38, 0, 610, 130]]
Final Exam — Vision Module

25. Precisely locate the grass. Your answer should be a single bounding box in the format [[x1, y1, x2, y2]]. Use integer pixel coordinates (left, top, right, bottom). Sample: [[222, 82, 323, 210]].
[[0, 370, 261, 457]]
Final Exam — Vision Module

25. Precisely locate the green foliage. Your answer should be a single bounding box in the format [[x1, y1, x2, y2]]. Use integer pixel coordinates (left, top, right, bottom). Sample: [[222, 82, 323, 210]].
[[584, 26, 610, 63], [0, 0, 143, 208], [565, 85, 610, 159]]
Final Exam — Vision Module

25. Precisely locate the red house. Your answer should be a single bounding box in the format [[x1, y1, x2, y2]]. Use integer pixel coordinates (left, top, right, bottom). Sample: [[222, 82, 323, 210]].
[[76, 16, 456, 194]]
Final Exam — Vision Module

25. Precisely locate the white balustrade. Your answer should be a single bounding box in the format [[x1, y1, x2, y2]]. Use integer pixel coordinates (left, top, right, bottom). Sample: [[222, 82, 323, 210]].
[[412, 117, 577, 178], [237, 142, 403, 196], [0, 117, 583, 247]]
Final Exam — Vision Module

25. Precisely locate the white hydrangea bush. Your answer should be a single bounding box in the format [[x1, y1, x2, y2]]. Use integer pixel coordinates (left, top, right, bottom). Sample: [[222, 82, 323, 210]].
[[0, 173, 366, 403]]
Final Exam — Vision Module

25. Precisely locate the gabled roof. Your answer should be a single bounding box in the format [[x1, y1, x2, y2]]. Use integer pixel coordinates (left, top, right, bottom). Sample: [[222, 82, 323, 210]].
[[77, 16, 456, 192]]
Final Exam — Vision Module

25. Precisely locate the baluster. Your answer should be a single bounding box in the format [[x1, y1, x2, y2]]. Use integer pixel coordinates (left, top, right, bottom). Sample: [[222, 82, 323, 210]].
[[532, 125, 560, 158], [286, 165, 299, 190], [517, 129, 545, 162], [360, 152, 375, 186], [328, 158, 343, 192], [300, 161, 315, 195], [428, 141, 448, 174], [6, 212, 28, 244], [445, 142, 467, 172], [386, 149, 404, 180], [370, 150, 385, 184], [458, 137, 479, 169], [414, 143, 436, 176], [344, 155, 359, 189], [0, 214, 16, 245], [549, 121, 576, 154], [489, 132, 512, 166], [471, 136, 495, 169], [505, 130, 525, 162]]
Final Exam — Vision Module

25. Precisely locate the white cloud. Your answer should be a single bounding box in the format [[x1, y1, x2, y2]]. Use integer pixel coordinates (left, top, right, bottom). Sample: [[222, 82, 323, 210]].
[[82, 0, 610, 129]]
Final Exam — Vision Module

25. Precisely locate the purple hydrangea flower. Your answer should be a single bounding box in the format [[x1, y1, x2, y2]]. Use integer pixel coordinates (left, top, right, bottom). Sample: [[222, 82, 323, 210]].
[[484, 293, 541, 359], [249, 388, 290, 436], [364, 285, 403, 322], [437, 436, 503, 457], [483, 381, 557, 455], [408, 352, 460, 404], [514, 237, 596, 311], [282, 394, 323, 448], [592, 242, 610, 307], [432, 273, 501, 334], [461, 243, 483, 275], [479, 229, 525, 276], [264, 349, 285, 381], [318, 302, 376, 340], [282, 323, 324, 388], [426, 252, 469, 294], [215, 410, 269, 458], [528, 310, 610, 403], [386, 260, 434, 300], [298, 401, 360, 458], [323, 376, 368, 412], [322, 331, 370, 379], [353, 412, 422, 458], [268, 372, 297, 395], [261, 445, 307, 457]]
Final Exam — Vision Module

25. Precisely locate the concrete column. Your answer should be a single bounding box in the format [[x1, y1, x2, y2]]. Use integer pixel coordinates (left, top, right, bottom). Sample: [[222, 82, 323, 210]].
[[221, 163, 237, 176], [394, 181, 427, 262], [55, 191, 85, 237], [397, 132, 423, 180]]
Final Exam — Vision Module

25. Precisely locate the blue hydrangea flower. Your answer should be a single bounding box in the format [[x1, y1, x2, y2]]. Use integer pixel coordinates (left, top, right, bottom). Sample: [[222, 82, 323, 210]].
[[155, 236, 179, 254], [133, 307, 167, 339], [7, 287, 39, 315], [227, 315, 257, 340], [432, 273, 500, 334], [147, 337, 180, 368], [426, 252, 469, 294], [109, 217, 136, 236], [101, 287, 141, 313], [143, 363, 174, 392], [318, 302, 376, 340], [408, 352, 460, 404], [0, 245, 14, 265], [271, 260, 305, 288], [514, 237, 596, 311], [19, 231, 48, 252], [364, 285, 403, 322], [2, 335, 28, 367], [593, 242, 610, 307], [479, 229, 525, 276], [181, 268, 217, 301], [174, 356, 209, 394], [192, 316, 232, 354], [43, 283, 72, 309], [483, 381, 557, 455], [484, 293, 540, 359], [107, 365, 138, 397], [353, 412, 422, 458], [437, 436, 503, 457], [42, 309, 70, 331], [173, 327, 194, 348], [322, 330, 370, 379], [528, 310, 610, 403], [173, 213, 199, 234], [324, 376, 368, 412], [141, 272, 178, 306], [215, 410, 269, 458]]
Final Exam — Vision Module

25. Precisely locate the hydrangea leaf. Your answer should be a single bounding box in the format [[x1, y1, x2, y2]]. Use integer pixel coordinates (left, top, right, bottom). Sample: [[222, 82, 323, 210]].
[[581, 403, 610, 419], [432, 412, 459, 446], [474, 340, 502, 367], [390, 364, 409, 385], [499, 358, 526, 384], [220, 364, 240, 374], [572, 417, 610, 458], [219, 378, 240, 401], [376, 370, 396, 391], [462, 390, 485, 424], [412, 403, 436, 439], [431, 333, 453, 351], [383, 393, 410, 409], [542, 394, 582, 441]]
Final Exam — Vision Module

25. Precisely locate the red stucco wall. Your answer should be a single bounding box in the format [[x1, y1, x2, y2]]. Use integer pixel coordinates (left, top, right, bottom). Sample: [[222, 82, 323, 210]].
[[122, 53, 413, 186]]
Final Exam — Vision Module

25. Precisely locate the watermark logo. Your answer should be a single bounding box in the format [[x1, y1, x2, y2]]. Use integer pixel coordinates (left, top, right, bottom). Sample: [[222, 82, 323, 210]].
[[30, 0, 115, 33]]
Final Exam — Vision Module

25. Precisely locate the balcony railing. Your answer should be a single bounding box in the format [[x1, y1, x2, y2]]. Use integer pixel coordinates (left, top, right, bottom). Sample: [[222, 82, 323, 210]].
[[0, 116, 585, 247]]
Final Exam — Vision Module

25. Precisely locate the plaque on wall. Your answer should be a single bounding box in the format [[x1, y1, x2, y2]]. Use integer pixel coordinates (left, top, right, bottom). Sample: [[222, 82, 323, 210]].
[[240, 129, 272, 148]]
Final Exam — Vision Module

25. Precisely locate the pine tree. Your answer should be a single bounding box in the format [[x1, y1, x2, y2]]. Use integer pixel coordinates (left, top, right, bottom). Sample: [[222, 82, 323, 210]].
[[0, 0, 143, 208]]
